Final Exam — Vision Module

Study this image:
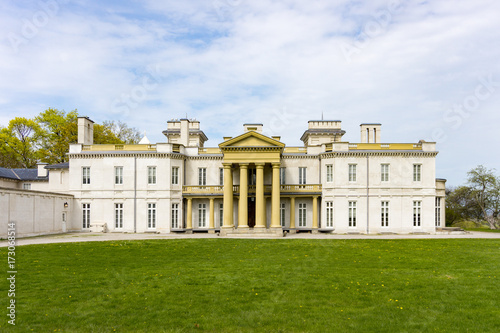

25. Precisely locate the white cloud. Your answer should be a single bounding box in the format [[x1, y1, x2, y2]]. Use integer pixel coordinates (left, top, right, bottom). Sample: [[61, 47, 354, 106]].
[[0, 0, 500, 185]]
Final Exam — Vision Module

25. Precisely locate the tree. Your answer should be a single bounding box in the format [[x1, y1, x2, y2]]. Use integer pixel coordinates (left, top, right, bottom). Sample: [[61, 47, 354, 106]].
[[0, 117, 43, 168], [102, 120, 141, 144], [36, 108, 78, 164], [445, 186, 482, 226], [467, 165, 500, 229]]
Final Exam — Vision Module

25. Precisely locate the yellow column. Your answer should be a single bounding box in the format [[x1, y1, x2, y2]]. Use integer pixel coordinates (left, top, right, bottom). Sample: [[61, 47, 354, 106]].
[[255, 163, 266, 228], [223, 163, 233, 228], [290, 197, 295, 229], [209, 198, 215, 230], [271, 163, 281, 228], [312, 196, 318, 229], [186, 198, 192, 229], [238, 164, 249, 228]]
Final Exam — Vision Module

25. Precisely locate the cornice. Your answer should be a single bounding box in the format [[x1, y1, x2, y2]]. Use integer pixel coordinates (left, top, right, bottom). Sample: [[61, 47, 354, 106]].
[[321, 151, 438, 158], [69, 153, 185, 159]]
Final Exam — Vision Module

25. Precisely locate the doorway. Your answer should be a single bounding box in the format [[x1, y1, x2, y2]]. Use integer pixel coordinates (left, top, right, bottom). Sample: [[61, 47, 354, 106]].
[[248, 197, 256, 228]]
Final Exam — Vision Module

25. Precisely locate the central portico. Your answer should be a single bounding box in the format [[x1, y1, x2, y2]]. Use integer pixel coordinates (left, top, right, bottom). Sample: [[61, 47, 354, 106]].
[[219, 124, 285, 234]]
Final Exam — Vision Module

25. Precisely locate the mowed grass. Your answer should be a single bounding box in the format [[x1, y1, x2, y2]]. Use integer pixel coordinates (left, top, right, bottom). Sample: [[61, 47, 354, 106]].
[[1, 239, 500, 332]]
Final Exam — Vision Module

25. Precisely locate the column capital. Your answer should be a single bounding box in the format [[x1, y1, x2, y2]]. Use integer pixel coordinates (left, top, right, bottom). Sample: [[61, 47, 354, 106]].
[[222, 163, 232, 168], [239, 163, 249, 168], [255, 162, 265, 168], [271, 162, 281, 168]]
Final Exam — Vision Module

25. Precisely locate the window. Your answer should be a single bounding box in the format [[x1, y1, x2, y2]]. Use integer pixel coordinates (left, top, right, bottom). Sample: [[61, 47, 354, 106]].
[[219, 168, 224, 186], [381, 164, 389, 182], [326, 165, 333, 183], [299, 167, 306, 185], [115, 203, 123, 229], [413, 164, 421, 182], [171, 203, 179, 229], [298, 203, 307, 227], [172, 167, 179, 185], [23, 183, 31, 190], [115, 166, 123, 185], [148, 166, 156, 185], [280, 167, 286, 185], [82, 167, 90, 184], [198, 203, 207, 227], [280, 202, 286, 227], [326, 201, 333, 228], [381, 201, 389, 227], [249, 168, 256, 186], [435, 197, 441, 227], [348, 201, 356, 227], [199, 168, 207, 186], [219, 203, 223, 227], [82, 203, 90, 228], [349, 164, 357, 182], [148, 203, 156, 229], [413, 201, 421, 227]]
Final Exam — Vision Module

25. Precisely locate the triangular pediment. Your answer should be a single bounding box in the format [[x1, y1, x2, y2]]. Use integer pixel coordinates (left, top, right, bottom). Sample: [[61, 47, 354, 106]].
[[219, 131, 285, 148]]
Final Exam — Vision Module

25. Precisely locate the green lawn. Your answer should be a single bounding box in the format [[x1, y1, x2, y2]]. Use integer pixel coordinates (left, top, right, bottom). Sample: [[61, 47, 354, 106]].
[[1, 239, 500, 332], [465, 228, 500, 233]]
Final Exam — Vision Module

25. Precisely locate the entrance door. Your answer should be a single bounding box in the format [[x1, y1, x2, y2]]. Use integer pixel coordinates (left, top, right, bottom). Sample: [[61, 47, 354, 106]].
[[248, 197, 256, 228]]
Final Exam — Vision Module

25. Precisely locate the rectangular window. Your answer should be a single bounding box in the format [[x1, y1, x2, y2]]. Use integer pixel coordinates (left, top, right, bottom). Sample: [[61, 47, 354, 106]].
[[413, 164, 421, 182], [172, 167, 179, 185], [148, 166, 156, 185], [115, 166, 123, 185], [280, 202, 286, 227], [199, 168, 207, 186], [299, 167, 306, 185], [348, 201, 357, 227], [82, 203, 90, 228], [115, 203, 123, 229], [198, 203, 207, 227], [280, 167, 286, 185], [249, 168, 256, 186], [381, 201, 389, 227], [326, 165, 333, 183], [381, 164, 389, 182], [219, 168, 224, 186], [82, 167, 90, 184], [298, 203, 307, 227], [171, 203, 179, 229], [413, 201, 421, 227], [23, 183, 31, 190], [435, 197, 441, 227], [219, 203, 223, 227], [326, 201, 333, 228], [349, 164, 357, 182], [148, 203, 156, 229]]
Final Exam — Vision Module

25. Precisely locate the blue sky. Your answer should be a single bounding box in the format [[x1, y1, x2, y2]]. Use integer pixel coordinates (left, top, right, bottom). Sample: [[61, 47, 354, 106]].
[[1, 0, 500, 186]]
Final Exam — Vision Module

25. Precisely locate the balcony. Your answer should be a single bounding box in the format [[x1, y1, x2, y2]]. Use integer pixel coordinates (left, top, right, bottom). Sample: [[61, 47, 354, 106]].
[[183, 184, 322, 195]]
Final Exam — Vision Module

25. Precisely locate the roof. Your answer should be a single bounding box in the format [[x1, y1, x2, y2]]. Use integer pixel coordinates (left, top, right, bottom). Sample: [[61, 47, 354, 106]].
[[0, 167, 47, 181], [45, 162, 69, 169], [162, 129, 209, 141], [300, 128, 346, 141]]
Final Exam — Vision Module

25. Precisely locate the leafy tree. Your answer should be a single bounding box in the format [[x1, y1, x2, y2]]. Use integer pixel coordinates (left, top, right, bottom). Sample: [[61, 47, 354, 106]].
[[0, 117, 43, 168], [445, 186, 482, 226], [102, 120, 141, 144], [93, 124, 124, 144], [36, 108, 78, 164], [467, 165, 500, 229]]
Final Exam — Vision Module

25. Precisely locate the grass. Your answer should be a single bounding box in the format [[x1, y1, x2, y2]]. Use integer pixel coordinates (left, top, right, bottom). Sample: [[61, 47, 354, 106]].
[[465, 228, 500, 233], [1, 239, 500, 332]]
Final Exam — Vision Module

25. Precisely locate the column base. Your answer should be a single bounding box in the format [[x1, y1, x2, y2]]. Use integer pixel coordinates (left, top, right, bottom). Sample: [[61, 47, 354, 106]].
[[208, 229, 216, 234], [184, 229, 193, 234], [312, 229, 319, 234], [238, 225, 249, 229]]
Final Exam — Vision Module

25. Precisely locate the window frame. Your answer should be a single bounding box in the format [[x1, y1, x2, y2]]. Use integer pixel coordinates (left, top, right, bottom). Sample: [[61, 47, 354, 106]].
[[115, 166, 123, 185], [280, 202, 286, 227], [413, 201, 421, 227], [171, 203, 179, 229], [172, 166, 179, 185], [148, 203, 156, 229], [148, 166, 157, 185], [348, 201, 357, 227], [298, 203, 307, 227], [82, 166, 90, 185], [381, 164, 389, 182], [381, 201, 389, 227], [413, 164, 422, 182], [198, 203, 207, 228], [326, 201, 333, 228], [199, 168, 207, 186], [299, 167, 307, 185], [115, 203, 123, 229], [82, 203, 90, 228], [349, 164, 357, 182]]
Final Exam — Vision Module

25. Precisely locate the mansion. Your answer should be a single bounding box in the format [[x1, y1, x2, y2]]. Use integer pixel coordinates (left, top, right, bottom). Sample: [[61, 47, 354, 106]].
[[0, 117, 446, 237]]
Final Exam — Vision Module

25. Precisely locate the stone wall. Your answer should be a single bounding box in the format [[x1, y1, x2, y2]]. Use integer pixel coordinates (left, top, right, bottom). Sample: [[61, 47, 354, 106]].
[[0, 187, 75, 238]]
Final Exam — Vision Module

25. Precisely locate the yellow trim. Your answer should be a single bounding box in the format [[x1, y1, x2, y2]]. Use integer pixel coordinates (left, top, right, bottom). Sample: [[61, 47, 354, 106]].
[[348, 143, 422, 150], [82, 144, 156, 151], [219, 131, 285, 148]]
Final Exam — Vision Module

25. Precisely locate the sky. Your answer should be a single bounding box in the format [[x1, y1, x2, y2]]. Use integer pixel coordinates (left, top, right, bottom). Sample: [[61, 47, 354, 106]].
[[1, 0, 500, 186]]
